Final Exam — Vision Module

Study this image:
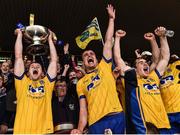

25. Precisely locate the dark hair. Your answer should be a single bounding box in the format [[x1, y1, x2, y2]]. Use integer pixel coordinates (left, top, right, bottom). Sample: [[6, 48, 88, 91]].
[[133, 57, 142, 68], [169, 56, 180, 64], [133, 57, 151, 68], [56, 76, 67, 83], [68, 68, 75, 74]]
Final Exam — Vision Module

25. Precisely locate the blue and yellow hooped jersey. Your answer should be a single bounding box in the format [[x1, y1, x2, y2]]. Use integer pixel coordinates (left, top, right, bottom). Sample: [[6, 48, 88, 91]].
[[14, 73, 55, 134], [77, 58, 123, 126], [160, 60, 180, 113]]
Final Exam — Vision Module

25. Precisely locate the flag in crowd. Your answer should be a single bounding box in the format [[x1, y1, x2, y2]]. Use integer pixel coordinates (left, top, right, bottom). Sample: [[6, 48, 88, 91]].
[[75, 17, 102, 49]]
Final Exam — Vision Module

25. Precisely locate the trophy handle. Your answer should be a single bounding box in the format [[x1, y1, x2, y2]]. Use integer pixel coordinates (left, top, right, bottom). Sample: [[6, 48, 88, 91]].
[[40, 32, 49, 43]]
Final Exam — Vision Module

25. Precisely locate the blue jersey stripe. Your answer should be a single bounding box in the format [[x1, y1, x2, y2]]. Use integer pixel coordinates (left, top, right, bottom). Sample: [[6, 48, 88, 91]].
[[130, 87, 147, 134], [155, 69, 162, 79], [102, 55, 112, 63], [79, 95, 86, 99], [14, 72, 25, 80]]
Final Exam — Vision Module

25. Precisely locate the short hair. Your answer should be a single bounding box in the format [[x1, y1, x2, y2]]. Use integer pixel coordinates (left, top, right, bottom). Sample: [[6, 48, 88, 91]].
[[133, 57, 143, 68], [169, 54, 180, 64], [133, 56, 151, 68], [141, 54, 152, 65]]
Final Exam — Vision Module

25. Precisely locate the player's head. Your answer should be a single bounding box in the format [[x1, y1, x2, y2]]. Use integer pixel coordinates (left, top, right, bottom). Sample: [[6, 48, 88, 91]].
[[28, 62, 43, 81], [82, 50, 98, 73], [135, 57, 150, 78]]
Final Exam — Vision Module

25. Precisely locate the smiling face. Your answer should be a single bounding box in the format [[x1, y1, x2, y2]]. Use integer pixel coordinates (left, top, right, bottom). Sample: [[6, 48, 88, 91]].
[[82, 50, 98, 73], [28, 63, 43, 81], [135, 58, 150, 78], [1, 62, 10, 74], [69, 71, 77, 80]]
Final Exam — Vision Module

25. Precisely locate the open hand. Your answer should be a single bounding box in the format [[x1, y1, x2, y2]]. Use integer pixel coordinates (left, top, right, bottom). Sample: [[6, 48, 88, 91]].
[[106, 4, 115, 19]]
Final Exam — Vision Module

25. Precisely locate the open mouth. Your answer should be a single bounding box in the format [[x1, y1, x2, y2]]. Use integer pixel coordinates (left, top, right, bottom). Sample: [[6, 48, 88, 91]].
[[88, 58, 94, 64], [143, 67, 149, 72], [71, 76, 76, 80], [33, 70, 38, 75]]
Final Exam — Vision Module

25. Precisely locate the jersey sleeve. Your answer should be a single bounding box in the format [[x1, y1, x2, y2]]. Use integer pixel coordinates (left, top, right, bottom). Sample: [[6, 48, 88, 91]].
[[43, 75, 56, 94], [14, 73, 27, 99], [150, 69, 161, 84], [99, 57, 112, 73], [76, 79, 86, 99]]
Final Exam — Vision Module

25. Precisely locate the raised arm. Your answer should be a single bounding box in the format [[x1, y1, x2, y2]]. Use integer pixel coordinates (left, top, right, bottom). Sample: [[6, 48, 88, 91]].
[[113, 30, 131, 75], [154, 26, 170, 76], [144, 32, 160, 71], [71, 55, 78, 72], [47, 31, 58, 79], [103, 4, 115, 60], [61, 64, 69, 77], [14, 29, 25, 77]]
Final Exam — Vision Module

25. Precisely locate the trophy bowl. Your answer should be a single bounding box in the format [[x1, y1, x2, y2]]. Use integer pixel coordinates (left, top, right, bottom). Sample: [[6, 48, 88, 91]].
[[23, 25, 49, 56]]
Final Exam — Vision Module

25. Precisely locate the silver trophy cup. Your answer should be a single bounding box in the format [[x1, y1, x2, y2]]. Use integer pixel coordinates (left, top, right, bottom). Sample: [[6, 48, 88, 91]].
[[23, 25, 49, 56]]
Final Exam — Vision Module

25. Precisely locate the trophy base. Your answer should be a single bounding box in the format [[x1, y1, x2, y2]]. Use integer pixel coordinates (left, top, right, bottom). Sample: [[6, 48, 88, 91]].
[[26, 43, 48, 56], [54, 123, 74, 134]]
